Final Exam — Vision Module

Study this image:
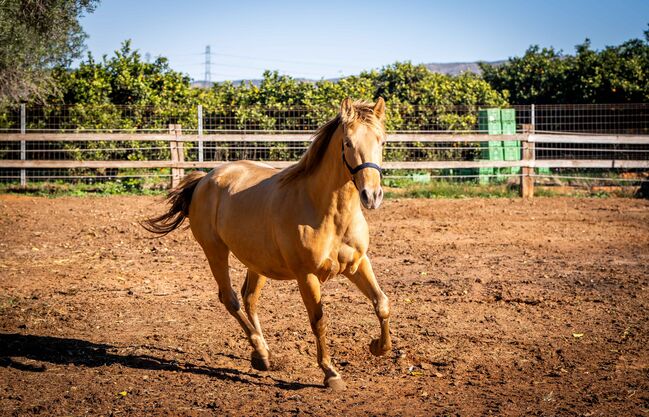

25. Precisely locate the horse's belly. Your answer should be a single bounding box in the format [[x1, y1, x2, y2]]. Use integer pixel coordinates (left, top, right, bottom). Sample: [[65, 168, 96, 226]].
[[219, 229, 294, 280], [233, 249, 295, 281]]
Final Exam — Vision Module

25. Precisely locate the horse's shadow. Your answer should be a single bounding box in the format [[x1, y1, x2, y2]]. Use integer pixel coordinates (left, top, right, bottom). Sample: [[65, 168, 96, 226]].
[[0, 333, 318, 390]]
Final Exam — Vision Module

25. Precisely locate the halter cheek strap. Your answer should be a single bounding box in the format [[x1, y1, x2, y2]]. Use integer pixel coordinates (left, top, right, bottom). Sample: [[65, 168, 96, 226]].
[[341, 139, 383, 182]]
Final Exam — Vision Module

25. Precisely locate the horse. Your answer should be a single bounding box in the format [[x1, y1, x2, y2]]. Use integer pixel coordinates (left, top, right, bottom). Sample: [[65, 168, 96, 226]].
[[142, 98, 392, 390]]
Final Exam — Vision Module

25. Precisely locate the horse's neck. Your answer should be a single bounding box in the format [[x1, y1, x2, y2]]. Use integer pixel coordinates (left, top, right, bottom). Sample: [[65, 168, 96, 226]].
[[304, 127, 360, 225]]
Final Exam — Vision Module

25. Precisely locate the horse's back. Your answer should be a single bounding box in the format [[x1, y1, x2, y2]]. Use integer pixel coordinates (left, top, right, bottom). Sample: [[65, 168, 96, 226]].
[[188, 160, 294, 277], [190, 159, 279, 221], [210, 160, 278, 190]]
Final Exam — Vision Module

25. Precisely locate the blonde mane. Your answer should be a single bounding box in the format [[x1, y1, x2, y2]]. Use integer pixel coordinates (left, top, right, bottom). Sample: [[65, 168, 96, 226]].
[[279, 101, 384, 184]]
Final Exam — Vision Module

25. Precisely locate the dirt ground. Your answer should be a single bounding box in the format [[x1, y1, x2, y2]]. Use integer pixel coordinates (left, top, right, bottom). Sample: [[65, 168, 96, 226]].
[[1, 195, 648, 416]]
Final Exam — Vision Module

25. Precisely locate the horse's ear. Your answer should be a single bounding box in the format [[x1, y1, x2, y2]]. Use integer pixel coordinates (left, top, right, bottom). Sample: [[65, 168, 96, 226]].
[[340, 97, 355, 124], [373, 97, 386, 120]]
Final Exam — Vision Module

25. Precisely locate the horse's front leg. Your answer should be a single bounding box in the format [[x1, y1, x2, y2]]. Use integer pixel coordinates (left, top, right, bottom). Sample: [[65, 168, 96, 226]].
[[297, 273, 346, 391], [344, 256, 391, 356]]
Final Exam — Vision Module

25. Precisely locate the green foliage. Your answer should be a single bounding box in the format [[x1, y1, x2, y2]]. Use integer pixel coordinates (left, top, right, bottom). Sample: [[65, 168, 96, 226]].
[[0, 0, 98, 103], [0, 48, 510, 176], [371, 62, 507, 133], [50, 41, 199, 130], [0, 174, 168, 196], [20, 42, 199, 166], [43, 47, 507, 133], [383, 179, 520, 199], [480, 28, 649, 104]]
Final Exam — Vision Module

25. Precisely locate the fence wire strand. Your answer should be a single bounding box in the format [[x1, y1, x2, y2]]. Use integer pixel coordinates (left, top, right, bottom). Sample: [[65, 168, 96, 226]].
[[1, 103, 648, 189]]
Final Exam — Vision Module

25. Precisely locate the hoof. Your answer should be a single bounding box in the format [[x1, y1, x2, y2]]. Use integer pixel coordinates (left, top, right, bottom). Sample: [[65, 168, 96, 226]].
[[324, 375, 346, 391], [369, 338, 391, 357], [251, 352, 271, 371]]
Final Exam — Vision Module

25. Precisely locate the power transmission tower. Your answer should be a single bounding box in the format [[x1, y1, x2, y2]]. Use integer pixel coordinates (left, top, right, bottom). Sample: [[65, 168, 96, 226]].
[[204, 45, 211, 84]]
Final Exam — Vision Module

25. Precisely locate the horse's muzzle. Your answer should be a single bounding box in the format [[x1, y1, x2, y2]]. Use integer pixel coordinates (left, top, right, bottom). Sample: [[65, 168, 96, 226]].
[[360, 187, 384, 210]]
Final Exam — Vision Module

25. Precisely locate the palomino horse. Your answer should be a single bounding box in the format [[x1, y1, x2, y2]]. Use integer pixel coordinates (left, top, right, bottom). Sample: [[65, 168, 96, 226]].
[[143, 98, 391, 390]]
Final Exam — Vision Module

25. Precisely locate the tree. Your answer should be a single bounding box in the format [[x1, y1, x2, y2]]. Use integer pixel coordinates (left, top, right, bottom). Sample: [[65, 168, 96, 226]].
[[480, 26, 649, 104], [43, 54, 508, 133], [369, 62, 507, 131], [479, 46, 571, 104], [0, 0, 98, 104], [572, 37, 649, 103], [47, 41, 202, 130]]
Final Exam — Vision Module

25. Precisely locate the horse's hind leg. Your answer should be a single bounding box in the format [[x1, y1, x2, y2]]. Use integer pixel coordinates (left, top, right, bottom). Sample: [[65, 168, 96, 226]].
[[240, 270, 271, 370], [203, 240, 270, 368]]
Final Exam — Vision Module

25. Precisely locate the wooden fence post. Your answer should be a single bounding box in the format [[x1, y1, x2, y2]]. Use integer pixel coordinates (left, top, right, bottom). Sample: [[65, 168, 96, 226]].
[[20, 104, 26, 187], [197, 105, 204, 163], [169, 124, 184, 188], [521, 124, 535, 198], [176, 124, 184, 184]]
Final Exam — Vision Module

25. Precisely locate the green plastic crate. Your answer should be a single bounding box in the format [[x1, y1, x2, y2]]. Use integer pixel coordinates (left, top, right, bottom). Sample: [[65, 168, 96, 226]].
[[500, 108, 516, 123], [481, 141, 504, 160], [501, 121, 516, 135], [503, 142, 521, 175], [478, 108, 502, 134], [478, 167, 493, 184], [478, 109, 501, 181], [478, 108, 522, 182], [503, 141, 520, 160], [411, 173, 431, 183], [501, 109, 520, 175]]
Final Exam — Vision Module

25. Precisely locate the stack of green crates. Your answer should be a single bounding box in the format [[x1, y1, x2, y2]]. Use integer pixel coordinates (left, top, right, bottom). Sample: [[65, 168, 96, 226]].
[[501, 109, 520, 175], [478, 108, 520, 183]]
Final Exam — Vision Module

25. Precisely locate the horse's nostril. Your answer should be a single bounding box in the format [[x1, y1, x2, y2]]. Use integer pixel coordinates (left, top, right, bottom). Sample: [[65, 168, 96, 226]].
[[360, 189, 370, 205]]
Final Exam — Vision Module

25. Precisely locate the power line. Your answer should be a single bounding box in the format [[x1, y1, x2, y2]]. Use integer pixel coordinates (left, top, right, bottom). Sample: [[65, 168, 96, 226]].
[[163, 48, 371, 80], [177, 61, 344, 79], [204, 45, 211, 83], [161, 50, 370, 70], [206, 52, 369, 70]]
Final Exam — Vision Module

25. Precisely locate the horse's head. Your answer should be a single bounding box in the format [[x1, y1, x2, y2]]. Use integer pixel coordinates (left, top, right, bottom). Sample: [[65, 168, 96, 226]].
[[340, 97, 386, 210]]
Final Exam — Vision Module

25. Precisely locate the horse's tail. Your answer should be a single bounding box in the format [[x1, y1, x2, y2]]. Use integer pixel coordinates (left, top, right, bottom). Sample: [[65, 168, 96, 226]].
[[141, 171, 207, 236]]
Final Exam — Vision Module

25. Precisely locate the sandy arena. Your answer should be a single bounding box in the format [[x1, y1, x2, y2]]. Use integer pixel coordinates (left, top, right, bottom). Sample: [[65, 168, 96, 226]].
[[1, 195, 648, 416]]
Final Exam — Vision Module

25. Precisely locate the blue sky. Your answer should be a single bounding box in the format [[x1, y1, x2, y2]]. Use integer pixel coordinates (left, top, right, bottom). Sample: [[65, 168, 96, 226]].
[[79, 0, 649, 81]]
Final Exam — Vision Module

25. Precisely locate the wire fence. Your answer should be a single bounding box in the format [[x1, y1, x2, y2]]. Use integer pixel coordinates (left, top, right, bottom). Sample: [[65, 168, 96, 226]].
[[2, 103, 647, 134], [1, 103, 648, 193], [0, 140, 510, 163]]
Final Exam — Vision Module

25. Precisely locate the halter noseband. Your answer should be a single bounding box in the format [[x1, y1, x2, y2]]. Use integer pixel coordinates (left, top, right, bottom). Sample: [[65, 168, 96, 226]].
[[341, 137, 383, 183]]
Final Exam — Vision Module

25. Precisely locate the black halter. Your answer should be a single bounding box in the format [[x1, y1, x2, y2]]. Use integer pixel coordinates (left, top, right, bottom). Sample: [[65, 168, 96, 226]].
[[341, 138, 383, 183]]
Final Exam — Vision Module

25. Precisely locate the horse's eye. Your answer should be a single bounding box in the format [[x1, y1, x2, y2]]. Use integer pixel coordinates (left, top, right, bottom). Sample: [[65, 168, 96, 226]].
[[344, 139, 352, 148]]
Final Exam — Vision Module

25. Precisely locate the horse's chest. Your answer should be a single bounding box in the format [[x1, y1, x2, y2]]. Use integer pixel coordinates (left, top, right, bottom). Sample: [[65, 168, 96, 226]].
[[311, 243, 363, 283], [314, 253, 340, 283], [296, 219, 366, 282]]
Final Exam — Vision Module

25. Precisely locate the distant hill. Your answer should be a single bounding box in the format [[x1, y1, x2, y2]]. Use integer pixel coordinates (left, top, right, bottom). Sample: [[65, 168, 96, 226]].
[[190, 60, 506, 88], [423, 61, 506, 76], [191, 80, 214, 88], [191, 78, 320, 89]]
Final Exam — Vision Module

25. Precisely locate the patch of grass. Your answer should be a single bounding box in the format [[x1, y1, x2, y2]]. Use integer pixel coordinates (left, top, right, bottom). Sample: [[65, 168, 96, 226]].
[[382, 179, 641, 199], [383, 179, 520, 199], [0, 178, 168, 197], [534, 185, 639, 198], [0, 177, 641, 199]]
